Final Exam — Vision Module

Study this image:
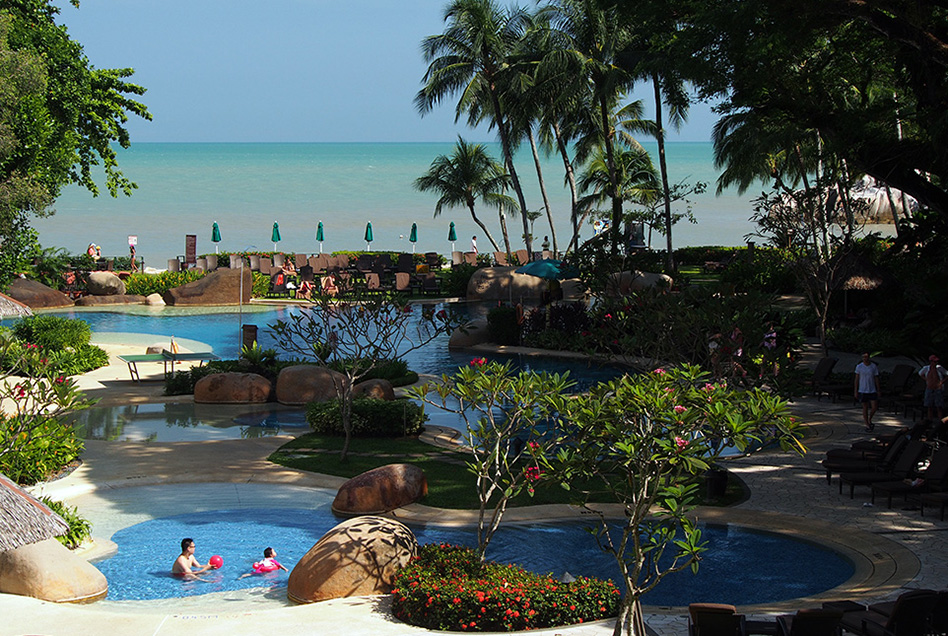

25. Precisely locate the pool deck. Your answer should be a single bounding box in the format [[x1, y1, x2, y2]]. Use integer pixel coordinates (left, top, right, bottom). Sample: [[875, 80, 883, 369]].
[[5, 345, 948, 635]]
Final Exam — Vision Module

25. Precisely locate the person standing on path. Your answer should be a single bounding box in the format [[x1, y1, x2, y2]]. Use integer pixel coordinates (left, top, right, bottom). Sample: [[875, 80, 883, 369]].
[[471, 235, 478, 254], [919, 354, 948, 422], [854, 352, 881, 431]]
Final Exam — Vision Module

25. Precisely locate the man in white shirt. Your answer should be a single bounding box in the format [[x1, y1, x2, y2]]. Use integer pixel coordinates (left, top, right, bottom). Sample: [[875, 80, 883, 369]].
[[854, 352, 881, 431], [919, 354, 948, 421]]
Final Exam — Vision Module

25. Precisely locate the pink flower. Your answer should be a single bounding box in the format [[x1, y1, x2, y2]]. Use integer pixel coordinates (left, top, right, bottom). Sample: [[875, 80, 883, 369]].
[[675, 436, 689, 452], [664, 387, 673, 393], [524, 466, 543, 482], [653, 368, 666, 375], [604, 313, 612, 319], [470, 357, 487, 367], [674, 405, 687, 414], [703, 383, 715, 392], [13, 385, 25, 399], [527, 441, 540, 450]]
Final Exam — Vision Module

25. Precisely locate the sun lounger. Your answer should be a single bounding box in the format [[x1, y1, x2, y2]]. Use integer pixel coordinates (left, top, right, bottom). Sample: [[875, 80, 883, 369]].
[[871, 445, 948, 507], [830, 588, 938, 636], [774, 608, 842, 636], [838, 439, 927, 498]]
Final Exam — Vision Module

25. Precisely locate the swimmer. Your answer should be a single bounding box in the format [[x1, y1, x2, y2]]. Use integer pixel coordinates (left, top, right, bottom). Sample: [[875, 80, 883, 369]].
[[238, 547, 288, 579], [172, 537, 216, 578]]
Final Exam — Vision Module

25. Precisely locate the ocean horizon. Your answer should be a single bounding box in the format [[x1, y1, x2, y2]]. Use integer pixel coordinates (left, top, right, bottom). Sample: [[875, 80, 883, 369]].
[[34, 141, 761, 268]]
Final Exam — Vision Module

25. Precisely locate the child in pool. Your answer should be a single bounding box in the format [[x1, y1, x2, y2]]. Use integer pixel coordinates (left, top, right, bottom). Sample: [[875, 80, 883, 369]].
[[239, 547, 288, 578]]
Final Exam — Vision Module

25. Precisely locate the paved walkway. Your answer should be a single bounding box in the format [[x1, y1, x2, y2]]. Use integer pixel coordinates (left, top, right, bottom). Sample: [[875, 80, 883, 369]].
[[5, 344, 947, 636]]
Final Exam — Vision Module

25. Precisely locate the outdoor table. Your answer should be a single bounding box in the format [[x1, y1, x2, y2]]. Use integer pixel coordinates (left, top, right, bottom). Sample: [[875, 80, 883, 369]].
[[117, 350, 221, 382]]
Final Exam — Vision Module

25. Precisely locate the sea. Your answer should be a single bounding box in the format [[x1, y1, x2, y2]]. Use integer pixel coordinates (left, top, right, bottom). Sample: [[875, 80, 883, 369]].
[[35, 141, 763, 268]]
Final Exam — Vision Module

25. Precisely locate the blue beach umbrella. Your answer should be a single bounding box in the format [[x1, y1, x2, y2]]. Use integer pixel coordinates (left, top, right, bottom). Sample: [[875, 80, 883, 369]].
[[364, 222, 373, 250], [447, 221, 457, 252], [409, 223, 418, 253], [515, 258, 579, 280], [316, 221, 324, 253], [211, 222, 221, 254], [271, 222, 281, 251]]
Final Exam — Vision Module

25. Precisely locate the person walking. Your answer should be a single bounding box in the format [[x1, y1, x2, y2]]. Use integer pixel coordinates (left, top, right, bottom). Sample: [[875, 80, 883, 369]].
[[854, 352, 881, 431], [919, 355, 948, 422], [471, 235, 478, 254]]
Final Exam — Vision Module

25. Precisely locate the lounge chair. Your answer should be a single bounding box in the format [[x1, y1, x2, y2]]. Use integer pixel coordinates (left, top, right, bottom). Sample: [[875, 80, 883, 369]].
[[420, 272, 440, 295], [514, 249, 529, 265], [396, 253, 414, 273], [687, 603, 746, 636], [870, 445, 948, 507], [424, 251, 441, 270], [451, 251, 464, 266], [821, 434, 909, 484], [494, 251, 509, 266], [882, 364, 917, 412], [464, 252, 477, 266], [838, 439, 928, 498], [364, 272, 383, 294], [835, 588, 938, 636], [805, 357, 839, 398], [294, 253, 308, 268], [268, 271, 289, 297], [374, 253, 392, 273], [394, 271, 413, 293], [775, 608, 843, 636], [310, 254, 328, 274]]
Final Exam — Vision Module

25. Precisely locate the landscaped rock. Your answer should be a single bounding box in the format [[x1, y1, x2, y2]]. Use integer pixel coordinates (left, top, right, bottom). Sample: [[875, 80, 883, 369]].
[[86, 271, 126, 296], [144, 293, 165, 306], [605, 270, 674, 296], [162, 267, 252, 306], [74, 294, 146, 306], [276, 365, 347, 405], [5, 279, 72, 309], [332, 464, 427, 515], [0, 538, 107, 603], [448, 320, 491, 349], [467, 266, 545, 301], [352, 378, 395, 401], [194, 372, 272, 403], [287, 516, 417, 604]]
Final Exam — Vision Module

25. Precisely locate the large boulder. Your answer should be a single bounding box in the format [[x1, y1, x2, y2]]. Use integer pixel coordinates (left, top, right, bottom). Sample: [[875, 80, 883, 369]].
[[276, 365, 347, 405], [5, 279, 72, 309], [86, 271, 126, 296], [144, 293, 166, 306], [287, 516, 417, 604], [332, 464, 428, 515], [448, 320, 491, 349], [605, 270, 674, 296], [75, 294, 146, 306], [162, 267, 252, 306], [351, 378, 395, 401], [194, 372, 272, 403], [0, 538, 107, 603], [466, 266, 545, 301]]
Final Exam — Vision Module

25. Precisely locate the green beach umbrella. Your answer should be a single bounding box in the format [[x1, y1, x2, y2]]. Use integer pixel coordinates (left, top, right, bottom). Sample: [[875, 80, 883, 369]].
[[409, 223, 418, 253], [271, 222, 281, 251], [316, 221, 324, 253], [211, 222, 221, 254], [364, 222, 373, 250], [448, 221, 457, 252]]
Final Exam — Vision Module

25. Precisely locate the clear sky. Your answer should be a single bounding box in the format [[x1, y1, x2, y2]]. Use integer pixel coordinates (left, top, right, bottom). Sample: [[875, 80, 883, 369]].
[[52, 0, 718, 143]]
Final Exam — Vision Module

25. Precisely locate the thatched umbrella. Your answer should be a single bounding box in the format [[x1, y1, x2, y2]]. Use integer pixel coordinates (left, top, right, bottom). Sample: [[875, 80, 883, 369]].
[[0, 292, 32, 319], [0, 473, 68, 552]]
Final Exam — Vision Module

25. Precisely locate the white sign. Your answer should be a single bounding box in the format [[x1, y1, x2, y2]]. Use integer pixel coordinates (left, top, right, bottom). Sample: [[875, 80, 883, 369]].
[[128, 235, 138, 246]]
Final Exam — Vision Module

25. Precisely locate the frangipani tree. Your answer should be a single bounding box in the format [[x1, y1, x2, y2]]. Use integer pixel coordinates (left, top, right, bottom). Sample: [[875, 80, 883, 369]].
[[409, 359, 572, 558], [547, 365, 803, 636]]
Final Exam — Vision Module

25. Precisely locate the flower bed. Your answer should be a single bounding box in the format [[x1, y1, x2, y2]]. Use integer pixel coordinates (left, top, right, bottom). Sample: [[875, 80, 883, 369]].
[[391, 544, 620, 631]]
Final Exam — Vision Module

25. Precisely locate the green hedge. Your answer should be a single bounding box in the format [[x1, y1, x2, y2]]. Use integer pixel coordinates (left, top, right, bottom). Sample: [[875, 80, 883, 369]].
[[392, 544, 620, 631], [327, 358, 419, 387], [306, 397, 426, 437], [0, 414, 82, 485], [3, 317, 108, 376], [123, 270, 207, 296]]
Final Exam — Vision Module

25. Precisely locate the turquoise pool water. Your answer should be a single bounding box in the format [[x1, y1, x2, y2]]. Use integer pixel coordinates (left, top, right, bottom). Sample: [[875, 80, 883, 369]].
[[96, 507, 854, 606]]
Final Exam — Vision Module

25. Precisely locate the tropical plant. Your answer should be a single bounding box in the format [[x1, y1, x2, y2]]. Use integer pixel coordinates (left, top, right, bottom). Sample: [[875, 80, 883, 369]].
[[417, 0, 536, 255], [39, 497, 92, 550], [545, 365, 802, 636], [415, 138, 517, 253], [306, 398, 426, 438]]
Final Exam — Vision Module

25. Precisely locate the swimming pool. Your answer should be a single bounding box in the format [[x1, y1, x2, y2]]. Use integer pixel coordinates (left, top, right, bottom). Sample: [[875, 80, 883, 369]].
[[96, 506, 854, 607]]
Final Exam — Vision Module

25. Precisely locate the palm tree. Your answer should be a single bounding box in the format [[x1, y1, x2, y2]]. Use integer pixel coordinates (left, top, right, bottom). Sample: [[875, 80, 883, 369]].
[[416, 0, 536, 257], [414, 137, 517, 253]]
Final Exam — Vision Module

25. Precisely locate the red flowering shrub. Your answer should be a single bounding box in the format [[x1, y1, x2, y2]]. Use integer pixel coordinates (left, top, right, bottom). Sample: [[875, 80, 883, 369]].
[[391, 544, 620, 631]]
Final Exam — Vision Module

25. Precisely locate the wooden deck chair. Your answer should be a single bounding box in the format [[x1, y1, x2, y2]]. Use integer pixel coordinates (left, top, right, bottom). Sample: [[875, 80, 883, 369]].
[[294, 253, 308, 268], [688, 603, 745, 636], [452, 251, 464, 266], [396, 253, 414, 273], [494, 252, 509, 266], [394, 272, 412, 293], [464, 252, 477, 266], [775, 608, 843, 636], [514, 249, 529, 265]]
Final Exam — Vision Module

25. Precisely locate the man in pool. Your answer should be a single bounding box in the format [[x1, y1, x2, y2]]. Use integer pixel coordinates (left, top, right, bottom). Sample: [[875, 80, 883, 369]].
[[172, 538, 216, 578]]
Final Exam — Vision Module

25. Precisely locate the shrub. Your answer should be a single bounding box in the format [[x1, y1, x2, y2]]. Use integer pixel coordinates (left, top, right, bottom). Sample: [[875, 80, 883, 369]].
[[39, 497, 92, 549], [442, 263, 478, 297], [719, 247, 797, 293], [487, 306, 520, 346], [3, 317, 108, 376], [123, 269, 206, 296], [12, 315, 91, 349], [306, 397, 426, 437], [392, 544, 620, 632], [0, 413, 83, 485], [827, 326, 910, 357], [327, 357, 418, 387]]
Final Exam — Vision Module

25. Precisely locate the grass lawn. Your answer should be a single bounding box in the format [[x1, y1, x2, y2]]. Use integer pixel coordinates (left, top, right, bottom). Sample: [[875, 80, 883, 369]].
[[270, 432, 746, 510]]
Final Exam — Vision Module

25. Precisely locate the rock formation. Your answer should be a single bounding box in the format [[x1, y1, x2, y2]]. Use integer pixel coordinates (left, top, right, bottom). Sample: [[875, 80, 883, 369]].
[[194, 372, 272, 403], [162, 267, 252, 306], [5, 279, 72, 309], [276, 365, 347, 405], [332, 464, 428, 515]]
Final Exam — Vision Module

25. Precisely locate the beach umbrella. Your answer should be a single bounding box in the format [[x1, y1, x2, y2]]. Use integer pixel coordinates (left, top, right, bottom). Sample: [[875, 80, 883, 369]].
[[448, 221, 457, 252], [409, 223, 418, 253], [316, 221, 324, 253], [364, 222, 374, 250], [211, 222, 221, 253], [271, 222, 281, 251], [515, 258, 579, 280]]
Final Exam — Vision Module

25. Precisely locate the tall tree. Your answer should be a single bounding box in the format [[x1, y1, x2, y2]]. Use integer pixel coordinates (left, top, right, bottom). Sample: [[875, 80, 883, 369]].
[[416, 0, 536, 257], [414, 137, 517, 253]]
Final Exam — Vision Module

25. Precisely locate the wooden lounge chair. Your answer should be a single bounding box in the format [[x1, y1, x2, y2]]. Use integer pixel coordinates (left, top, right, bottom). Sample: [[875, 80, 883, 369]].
[[514, 249, 529, 265], [835, 589, 938, 636], [688, 603, 746, 636], [775, 608, 843, 636], [871, 445, 948, 507], [451, 251, 464, 266], [882, 364, 917, 412], [838, 439, 928, 498], [464, 252, 477, 266], [821, 434, 909, 484], [394, 271, 413, 293], [494, 251, 509, 266], [396, 253, 414, 273], [420, 272, 440, 295], [805, 357, 838, 398]]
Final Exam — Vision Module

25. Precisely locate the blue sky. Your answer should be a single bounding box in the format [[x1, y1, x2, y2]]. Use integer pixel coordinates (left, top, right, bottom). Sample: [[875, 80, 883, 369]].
[[54, 0, 718, 143]]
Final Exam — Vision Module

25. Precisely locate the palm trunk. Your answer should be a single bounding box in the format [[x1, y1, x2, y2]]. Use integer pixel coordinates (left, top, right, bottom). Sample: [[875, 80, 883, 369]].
[[554, 121, 580, 255], [653, 75, 675, 272], [490, 89, 533, 258], [499, 202, 511, 255], [528, 128, 557, 256], [599, 94, 623, 256], [468, 203, 501, 252]]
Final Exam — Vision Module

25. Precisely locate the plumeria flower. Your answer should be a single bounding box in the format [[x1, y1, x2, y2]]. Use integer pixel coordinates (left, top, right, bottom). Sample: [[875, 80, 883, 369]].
[[653, 368, 666, 375], [703, 383, 715, 392], [675, 436, 689, 452], [469, 357, 487, 367], [673, 405, 687, 414]]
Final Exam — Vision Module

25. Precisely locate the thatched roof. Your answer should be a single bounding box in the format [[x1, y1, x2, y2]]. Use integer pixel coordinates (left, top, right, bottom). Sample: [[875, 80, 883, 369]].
[[0, 292, 32, 319], [836, 255, 894, 292], [0, 473, 68, 552]]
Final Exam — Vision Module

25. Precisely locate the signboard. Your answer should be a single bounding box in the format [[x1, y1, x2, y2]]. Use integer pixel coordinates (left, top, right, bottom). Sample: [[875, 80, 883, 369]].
[[128, 235, 138, 246], [185, 234, 197, 264]]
